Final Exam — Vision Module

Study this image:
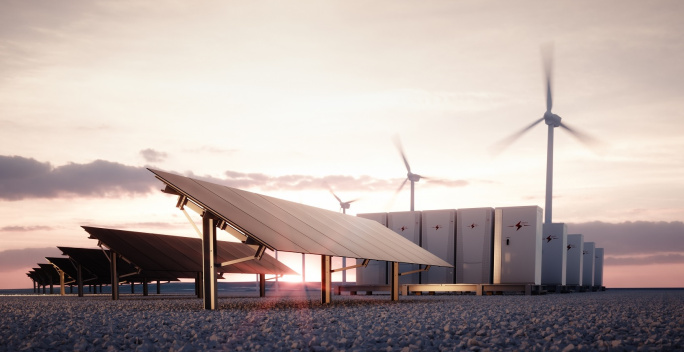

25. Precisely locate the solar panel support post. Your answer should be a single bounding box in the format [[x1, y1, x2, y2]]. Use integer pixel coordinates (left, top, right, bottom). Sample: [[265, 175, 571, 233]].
[[131, 282, 135, 294], [202, 212, 218, 310], [342, 257, 346, 283], [143, 280, 149, 296], [110, 251, 119, 300], [390, 262, 399, 301], [259, 274, 266, 297], [157, 280, 161, 295], [195, 272, 203, 298], [321, 255, 332, 304], [59, 269, 66, 296]]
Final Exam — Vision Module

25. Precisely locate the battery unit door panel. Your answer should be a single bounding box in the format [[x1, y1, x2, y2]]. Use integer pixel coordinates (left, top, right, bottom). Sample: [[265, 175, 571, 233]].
[[456, 208, 494, 284], [566, 234, 584, 286], [388, 211, 421, 285], [355, 213, 388, 285], [494, 206, 543, 285], [421, 209, 456, 284]]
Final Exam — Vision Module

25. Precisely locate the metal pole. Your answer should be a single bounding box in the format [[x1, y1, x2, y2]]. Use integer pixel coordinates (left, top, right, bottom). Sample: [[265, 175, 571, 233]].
[[321, 255, 332, 304], [110, 251, 119, 300], [410, 181, 415, 211], [143, 280, 149, 296], [545, 125, 554, 224], [275, 251, 280, 293], [202, 212, 218, 310], [302, 254, 306, 283], [342, 257, 346, 283], [157, 280, 161, 295], [390, 262, 399, 301], [259, 273, 266, 297], [59, 270, 65, 296]]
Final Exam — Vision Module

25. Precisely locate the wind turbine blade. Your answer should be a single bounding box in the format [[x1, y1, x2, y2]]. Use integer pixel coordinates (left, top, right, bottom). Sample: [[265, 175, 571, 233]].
[[393, 136, 412, 173], [385, 178, 408, 211], [489, 117, 545, 155], [395, 178, 409, 196], [542, 43, 554, 113], [329, 190, 342, 204], [347, 199, 360, 204], [559, 121, 604, 151], [324, 182, 343, 203]]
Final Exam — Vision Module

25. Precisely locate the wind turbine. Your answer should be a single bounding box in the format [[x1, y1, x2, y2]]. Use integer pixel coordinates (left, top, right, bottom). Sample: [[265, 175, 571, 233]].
[[327, 186, 358, 214], [325, 184, 358, 283], [394, 137, 425, 212], [494, 45, 599, 224]]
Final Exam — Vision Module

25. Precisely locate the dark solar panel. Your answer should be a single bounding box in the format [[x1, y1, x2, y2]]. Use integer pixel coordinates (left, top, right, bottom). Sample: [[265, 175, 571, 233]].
[[149, 168, 452, 267], [82, 226, 298, 276]]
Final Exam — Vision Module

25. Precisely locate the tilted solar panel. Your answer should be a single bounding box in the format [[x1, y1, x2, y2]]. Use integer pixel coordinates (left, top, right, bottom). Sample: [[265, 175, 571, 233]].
[[82, 226, 298, 276], [149, 168, 452, 267]]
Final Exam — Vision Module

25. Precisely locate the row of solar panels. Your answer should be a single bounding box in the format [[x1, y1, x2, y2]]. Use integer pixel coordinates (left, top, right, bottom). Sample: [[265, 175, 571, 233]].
[[27, 226, 299, 290], [28, 169, 453, 296]]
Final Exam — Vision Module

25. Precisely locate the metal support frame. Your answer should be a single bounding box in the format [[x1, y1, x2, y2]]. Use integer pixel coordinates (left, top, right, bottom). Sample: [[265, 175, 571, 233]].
[[143, 280, 149, 296], [321, 255, 332, 304], [202, 212, 218, 310], [331, 259, 370, 273], [131, 282, 135, 294], [110, 251, 119, 300], [399, 265, 431, 276], [390, 262, 399, 301], [157, 280, 161, 294]]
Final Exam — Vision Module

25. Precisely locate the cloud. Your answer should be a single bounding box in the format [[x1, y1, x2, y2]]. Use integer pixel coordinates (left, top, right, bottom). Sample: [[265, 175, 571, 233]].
[[0, 155, 469, 201], [211, 170, 468, 192], [140, 148, 167, 163], [0, 247, 63, 272], [568, 221, 684, 265], [0, 226, 53, 232], [0, 155, 156, 201]]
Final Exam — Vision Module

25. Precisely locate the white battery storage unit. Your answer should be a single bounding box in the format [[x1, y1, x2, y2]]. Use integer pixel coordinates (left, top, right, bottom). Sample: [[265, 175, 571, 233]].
[[582, 242, 595, 287], [493, 206, 543, 285], [421, 209, 456, 284], [542, 222, 567, 285], [355, 213, 388, 285], [565, 234, 584, 286], [455, 207, 494, 284], [387, 211, 422, 285], [594, 248, 604, 287]]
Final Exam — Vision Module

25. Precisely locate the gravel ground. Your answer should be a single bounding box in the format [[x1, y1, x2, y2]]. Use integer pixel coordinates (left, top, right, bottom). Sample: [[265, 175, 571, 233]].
[[1, 289, 682, 351]]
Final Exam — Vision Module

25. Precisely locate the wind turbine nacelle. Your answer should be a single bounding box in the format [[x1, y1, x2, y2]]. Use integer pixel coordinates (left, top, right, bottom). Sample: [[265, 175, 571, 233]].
[[408, 173, 421, 182], [544, 112, 562, 127]]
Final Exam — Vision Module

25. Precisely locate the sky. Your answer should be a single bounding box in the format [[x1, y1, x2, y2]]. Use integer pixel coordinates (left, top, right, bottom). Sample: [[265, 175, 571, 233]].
[[1, 0, 683, 289]]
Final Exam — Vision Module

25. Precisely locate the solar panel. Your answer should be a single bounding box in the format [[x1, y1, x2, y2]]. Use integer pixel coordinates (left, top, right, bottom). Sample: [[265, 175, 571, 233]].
[[58, 247, 178, 283], [82, 226, 298, 276], [46, 257, 79, 282], [37, 263, 62, 283], [149, 169, 452, 268]]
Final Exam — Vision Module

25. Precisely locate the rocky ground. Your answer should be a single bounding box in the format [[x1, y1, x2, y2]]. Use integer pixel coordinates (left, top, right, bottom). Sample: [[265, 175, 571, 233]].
[[1, 289, 682, 351]]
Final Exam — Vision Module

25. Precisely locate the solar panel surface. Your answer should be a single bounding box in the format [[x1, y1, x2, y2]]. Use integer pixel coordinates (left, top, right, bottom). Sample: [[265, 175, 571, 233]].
[[149, 169, 452, 267]]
